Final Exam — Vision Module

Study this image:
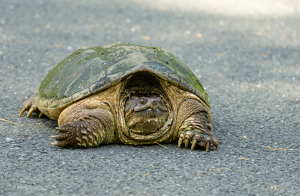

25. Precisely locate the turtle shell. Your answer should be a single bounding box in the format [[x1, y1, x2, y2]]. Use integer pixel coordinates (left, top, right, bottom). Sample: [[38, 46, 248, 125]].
[[36, 42, 210, 117]]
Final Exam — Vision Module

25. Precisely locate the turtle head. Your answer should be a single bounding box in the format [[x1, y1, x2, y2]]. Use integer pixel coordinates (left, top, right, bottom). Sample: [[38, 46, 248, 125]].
[[122, 71, 169, 135], [124, 95, 168, 135]]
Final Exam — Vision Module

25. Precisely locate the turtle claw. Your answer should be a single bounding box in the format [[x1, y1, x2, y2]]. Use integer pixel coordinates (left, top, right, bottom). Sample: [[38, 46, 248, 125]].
[[178, 137, 183, 148], [19, 96, 41, 118], [55, 127, 68, 132], [38, 113, 43, 118], [206, 142, 210, 152], [178, 130, 219, 151], [191, 140, 197, 150], [27, 107, 35, 118], [19, 107, 26, 117], [184, 138, 189, 148], [50, 141, 59, 146]]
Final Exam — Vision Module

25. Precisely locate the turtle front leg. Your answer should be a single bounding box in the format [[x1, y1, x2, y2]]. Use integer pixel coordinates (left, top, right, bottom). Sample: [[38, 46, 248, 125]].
[[51, 108, 115, 148], [177, 98, 219, 151]]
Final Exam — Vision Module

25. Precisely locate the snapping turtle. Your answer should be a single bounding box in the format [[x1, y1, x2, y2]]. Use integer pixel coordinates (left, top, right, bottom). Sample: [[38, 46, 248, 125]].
[[19, 42, 219, 151]]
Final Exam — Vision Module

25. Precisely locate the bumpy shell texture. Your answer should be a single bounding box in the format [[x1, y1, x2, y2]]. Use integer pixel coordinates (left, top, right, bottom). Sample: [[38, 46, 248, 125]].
[[37, 42, 210, 111]]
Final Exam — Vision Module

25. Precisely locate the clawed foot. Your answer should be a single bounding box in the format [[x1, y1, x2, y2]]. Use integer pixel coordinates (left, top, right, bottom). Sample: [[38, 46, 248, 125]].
[[178, 130, 219, 151], [50, 121, 78, 148], [19, 96, 43, 118], [51, 119, 104, 148]]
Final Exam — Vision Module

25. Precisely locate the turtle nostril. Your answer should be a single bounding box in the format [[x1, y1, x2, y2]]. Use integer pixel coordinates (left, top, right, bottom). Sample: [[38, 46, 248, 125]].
[[152, 100, 158, 105]]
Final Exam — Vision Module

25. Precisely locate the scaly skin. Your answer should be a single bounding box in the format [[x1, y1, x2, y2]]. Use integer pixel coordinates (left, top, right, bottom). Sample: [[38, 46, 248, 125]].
[[51, 107, 115, 147], [176, 98, 219, 151]]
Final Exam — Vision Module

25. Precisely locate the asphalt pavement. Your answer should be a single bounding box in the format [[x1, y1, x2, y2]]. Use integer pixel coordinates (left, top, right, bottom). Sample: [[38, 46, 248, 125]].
[[0, 0, 299, 195]]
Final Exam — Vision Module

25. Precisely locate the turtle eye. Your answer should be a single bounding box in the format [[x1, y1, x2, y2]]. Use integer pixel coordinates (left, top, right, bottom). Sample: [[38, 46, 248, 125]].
[[139, 98, 146, 105]]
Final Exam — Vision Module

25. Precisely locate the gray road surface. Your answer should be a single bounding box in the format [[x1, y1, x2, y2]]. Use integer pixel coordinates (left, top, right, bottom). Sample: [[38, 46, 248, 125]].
[[0, 0, 299, 195]]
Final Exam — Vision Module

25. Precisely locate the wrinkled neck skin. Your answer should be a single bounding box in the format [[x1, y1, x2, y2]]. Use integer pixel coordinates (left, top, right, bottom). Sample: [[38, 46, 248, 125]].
[[125, 95, 168, 135]]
